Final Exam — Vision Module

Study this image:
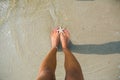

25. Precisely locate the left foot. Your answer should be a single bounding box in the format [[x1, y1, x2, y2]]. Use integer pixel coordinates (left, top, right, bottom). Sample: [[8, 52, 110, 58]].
[[51, 28, 60, 48]]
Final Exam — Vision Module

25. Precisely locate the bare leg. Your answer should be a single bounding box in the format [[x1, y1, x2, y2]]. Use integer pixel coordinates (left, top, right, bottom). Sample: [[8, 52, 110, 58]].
[[36, 28, 59, 80], [60, 29, 84, 80]]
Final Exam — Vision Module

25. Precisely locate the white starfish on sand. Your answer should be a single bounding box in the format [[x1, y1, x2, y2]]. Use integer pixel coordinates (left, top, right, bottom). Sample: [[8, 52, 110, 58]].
[[57, 26, 64, 33]]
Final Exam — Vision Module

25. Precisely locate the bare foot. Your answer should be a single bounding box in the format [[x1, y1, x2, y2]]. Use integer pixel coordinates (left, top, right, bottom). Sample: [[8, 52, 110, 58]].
[[60, 29, 70, 49], [51, 28, 60, 48]]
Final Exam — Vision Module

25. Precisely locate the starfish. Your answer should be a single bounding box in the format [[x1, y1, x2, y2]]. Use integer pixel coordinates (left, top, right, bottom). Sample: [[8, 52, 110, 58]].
[[57, 26, 64, 33]]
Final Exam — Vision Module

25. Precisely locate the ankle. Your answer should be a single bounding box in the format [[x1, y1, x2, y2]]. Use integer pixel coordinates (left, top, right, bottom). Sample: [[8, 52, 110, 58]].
[[62, 46, 68, 49], [62, 44, 68, 49], [62, 47, 70, 53], [51, 46, 58, 50], [51, 44, 57, 49]]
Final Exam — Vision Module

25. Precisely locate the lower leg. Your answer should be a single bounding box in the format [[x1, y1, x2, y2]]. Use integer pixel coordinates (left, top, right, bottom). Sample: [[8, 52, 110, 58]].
[[37, 48, 57, 80], [60, 29, 84, 80], [36, 28, 59, 80], [63, 48, 84, 80]]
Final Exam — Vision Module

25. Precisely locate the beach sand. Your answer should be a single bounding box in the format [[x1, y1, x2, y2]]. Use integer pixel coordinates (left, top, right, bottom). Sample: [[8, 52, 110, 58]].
[[0, 0, 120, 80]]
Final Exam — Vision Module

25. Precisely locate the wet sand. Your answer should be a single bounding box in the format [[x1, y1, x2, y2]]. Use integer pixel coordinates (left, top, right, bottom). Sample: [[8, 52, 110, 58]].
[[0, 0, 120, 80]]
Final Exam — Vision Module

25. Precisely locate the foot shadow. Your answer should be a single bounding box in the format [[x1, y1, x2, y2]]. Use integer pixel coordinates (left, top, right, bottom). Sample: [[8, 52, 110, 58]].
[[58, 41, 120, 55]]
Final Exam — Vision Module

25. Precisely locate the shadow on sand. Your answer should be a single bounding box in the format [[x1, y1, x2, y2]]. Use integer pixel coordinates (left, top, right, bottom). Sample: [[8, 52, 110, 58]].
[[58, 41, 120, 55]]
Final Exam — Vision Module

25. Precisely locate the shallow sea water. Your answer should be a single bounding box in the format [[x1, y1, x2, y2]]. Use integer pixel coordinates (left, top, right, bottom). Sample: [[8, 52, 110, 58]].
[[0, 0, 120, 80]]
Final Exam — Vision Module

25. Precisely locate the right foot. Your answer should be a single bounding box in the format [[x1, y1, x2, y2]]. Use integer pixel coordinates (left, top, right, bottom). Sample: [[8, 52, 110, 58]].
[[60, 29, 70, 49]]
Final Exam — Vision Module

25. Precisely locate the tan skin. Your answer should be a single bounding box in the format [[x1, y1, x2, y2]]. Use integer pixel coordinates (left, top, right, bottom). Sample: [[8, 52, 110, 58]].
[[36, 28, 84, 80]]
